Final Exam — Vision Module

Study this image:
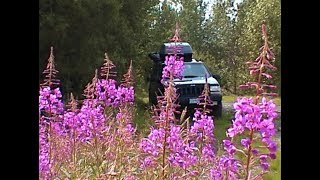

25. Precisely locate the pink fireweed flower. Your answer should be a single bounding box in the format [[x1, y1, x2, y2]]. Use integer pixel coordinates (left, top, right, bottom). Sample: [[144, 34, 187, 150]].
[[190, 110, 216, 160], [125, 123, 135, 135], [262, 138, 277, 152], [139, 127, 165, 156], [95, 79, 117, 106], [124, 175, 137, 180], [227, 97, 277, 138], [39, 119, 51, 176], [140, 156, 157, 169], [76, 99, 106, 142], [116, 122, 136, 145], [210, 155, 240, 180], [201, 144, 215, 161], [96, 79, 134, 107], [39, 86, 64, 115], [269, 153, 276, 159], [259, 154, 270, 170], [140, 125, 198, 170], [209, 168, 223, 180], [167, 125, 197, 169], [240, 138, 251, 149], [260, 97, 278, 120], [260, 162, 270, 171], [158, 106, 176, 124], [139, 128, 165, 168], [227, 113, 245, 138], [116, 112, 123, 120], [39, 86, 64, 179], [222, 140, 236, 156], [162, 55, 184, 81], [225, 96, 278, 174], [53, 111, 81, 137], [220, 155, 239, 175], [114, 86, 135, 106], [259, 120, 276, 139], [252, 149, 259, 155]]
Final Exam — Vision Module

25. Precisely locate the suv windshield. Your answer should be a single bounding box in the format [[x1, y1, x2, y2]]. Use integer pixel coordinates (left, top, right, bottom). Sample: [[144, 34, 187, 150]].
[[182, 63, 209, 78], [159, 62, 210, 79]]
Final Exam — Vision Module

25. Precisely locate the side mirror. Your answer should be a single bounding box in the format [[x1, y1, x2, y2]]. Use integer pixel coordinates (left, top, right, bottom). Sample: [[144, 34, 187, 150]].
[[148, 52, 160, 62]]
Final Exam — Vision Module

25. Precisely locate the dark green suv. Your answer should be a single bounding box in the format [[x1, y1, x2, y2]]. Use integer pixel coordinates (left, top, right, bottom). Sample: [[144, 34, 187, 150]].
[[148, 42, 222, 117]]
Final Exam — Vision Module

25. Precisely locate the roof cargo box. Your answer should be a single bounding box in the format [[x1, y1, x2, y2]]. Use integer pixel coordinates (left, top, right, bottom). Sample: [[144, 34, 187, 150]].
[[159, 42, 193, 62]]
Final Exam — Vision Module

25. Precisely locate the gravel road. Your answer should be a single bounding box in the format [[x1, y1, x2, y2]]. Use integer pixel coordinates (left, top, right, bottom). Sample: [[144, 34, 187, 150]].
[[222, 102, 281, 113]]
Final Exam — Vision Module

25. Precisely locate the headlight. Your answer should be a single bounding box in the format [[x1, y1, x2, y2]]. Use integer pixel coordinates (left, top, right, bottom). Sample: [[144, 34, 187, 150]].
[[210, 85, 220, 92]]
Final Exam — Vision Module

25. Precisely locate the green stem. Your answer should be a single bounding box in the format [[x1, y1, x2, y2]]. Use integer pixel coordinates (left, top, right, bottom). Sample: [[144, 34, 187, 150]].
[[89, 101, 100, 176], [244, 129, 254, 180], [225, 168, 229, 180], [48, 101, 53, 178], [72, 112, 77, 172], [162, 78, 174, 179], [162, 107, 169, 179]]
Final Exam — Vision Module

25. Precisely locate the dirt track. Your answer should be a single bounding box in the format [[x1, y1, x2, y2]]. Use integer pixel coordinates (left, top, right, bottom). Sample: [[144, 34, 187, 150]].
[[222, 102, 281, 113]]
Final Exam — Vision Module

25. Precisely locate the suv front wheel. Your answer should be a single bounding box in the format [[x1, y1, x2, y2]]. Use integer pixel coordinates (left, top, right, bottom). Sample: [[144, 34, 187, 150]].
[[212, 101, 222, 118]]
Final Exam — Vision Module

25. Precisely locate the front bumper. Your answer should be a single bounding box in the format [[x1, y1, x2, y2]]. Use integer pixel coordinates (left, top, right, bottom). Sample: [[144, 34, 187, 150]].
[[177, 91, 222, 107]]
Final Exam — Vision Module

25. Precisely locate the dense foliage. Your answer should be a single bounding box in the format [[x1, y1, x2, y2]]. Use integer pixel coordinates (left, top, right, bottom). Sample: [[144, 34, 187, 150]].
[[39, 0, 280, 98]]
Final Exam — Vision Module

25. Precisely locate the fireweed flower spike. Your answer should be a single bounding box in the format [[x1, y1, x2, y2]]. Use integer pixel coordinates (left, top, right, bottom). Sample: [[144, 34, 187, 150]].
[[139, 125, 198, 175], [39, 46, 64, 118], [39, 123, 51, 178], [161, 55, 184, 81], [96, 53, 118, 108], [116, 60, 136, 144], [96, 78, 117, 107], [185, 76, 217, 178], [39, 86, 64, 116], [111, 61, 137, 175], [39, 46, 64, 179], [76, 99, 106, 142], [208, 139, 240, 179], [190, 110, 215, 161], [140, 24, 190, 179], [161, 23, 184, 82], [167, 125, 197, 169], [139, 127, 165, 168], [221, 22, 279, 179], [98, 56, 137, 177], [51, 93, 81, 168], [209, 155, 239, 180]]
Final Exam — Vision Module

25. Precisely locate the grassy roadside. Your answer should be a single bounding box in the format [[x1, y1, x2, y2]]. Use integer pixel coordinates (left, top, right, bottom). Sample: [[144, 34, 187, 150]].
[[223, 94, 281, 106]]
